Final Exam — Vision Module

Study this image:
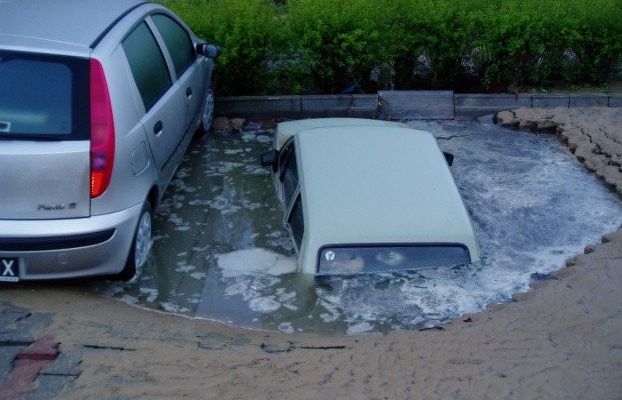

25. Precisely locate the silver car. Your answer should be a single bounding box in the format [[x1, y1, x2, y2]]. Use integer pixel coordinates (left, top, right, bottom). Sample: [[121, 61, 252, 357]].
[[0, 0, 218, 281]]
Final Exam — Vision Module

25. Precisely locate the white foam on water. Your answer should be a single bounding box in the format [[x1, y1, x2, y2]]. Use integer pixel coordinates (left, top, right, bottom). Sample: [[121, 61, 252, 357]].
[[139, 288, 158, 303], [249, 297, 281, 313], [190, 272, 207, 280], [175, 263, 196, 273], [346, 322, 374, 335], [278, 322, 295, 333], [160, 302, 190, 313], [255, 135, 272, 143], [216, 248, 296, 278], [119, 294, 138, 305]]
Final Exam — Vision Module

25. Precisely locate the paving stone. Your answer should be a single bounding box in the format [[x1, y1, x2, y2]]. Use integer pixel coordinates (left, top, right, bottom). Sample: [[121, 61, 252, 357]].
[[17, 335, 59, 361], [583, 155, 609, 173], [0, 345, 21, 383], [27, 374, 74, 400], [41, 351, 82, 377], [574, 143, 598, 162]]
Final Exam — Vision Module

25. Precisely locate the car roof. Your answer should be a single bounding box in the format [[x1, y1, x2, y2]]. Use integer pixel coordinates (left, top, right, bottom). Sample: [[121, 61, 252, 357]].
[[0, 0, 148, 53], [275, 118, 407, 151], [296, 126, 479, 268]]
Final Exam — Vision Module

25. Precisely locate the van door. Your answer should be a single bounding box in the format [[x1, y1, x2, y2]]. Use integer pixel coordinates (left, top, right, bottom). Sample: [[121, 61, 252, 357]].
[[122, 22, 185, 179], [150, 13, 205, 132], [0, 51, 90, 220]]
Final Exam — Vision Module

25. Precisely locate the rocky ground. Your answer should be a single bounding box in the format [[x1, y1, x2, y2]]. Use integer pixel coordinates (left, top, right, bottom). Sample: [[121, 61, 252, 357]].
[[1, 107, 621, 400]]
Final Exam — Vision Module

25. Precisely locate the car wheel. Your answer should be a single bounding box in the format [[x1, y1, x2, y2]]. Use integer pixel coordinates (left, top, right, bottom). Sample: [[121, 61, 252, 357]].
[[117, 202, 153, 281], [199, 87, 215, 134]]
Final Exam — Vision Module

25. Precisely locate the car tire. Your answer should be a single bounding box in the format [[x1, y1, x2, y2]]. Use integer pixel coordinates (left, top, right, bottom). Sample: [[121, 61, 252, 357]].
[[116, 201, 153, 281], [198, 87, 215, 135]]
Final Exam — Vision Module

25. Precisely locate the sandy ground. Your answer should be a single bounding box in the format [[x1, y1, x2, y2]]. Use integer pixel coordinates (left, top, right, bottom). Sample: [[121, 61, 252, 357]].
[[1, 107, 622, 399]]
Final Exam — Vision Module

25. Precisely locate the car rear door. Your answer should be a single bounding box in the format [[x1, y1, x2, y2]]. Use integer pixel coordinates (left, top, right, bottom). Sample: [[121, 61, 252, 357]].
[[0, 50, 91, 220], [150, 13, 205, 132], [122, 21, 185, 180]]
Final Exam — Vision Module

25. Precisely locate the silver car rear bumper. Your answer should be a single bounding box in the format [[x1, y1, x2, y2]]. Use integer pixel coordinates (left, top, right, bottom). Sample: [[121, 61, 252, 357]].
[[0, 203, 142, 280]]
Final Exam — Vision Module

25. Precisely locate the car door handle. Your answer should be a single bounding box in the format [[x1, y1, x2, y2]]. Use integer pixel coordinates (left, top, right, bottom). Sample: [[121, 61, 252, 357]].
[[185, 87, 192, 98], [153, 121, 163, 134]]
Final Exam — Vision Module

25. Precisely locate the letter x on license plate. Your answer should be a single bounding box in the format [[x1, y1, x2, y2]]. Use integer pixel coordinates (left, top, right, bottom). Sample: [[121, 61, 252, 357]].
[[0, 257, 19, 282]]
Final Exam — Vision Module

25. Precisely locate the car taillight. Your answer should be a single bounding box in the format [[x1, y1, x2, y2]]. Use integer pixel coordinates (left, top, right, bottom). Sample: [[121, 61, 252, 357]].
[[89, 59, 115, 198]]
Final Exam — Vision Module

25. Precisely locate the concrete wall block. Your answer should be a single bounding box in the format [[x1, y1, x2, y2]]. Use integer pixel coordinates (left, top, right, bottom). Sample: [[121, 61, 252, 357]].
[[454, 94, 531, 108], [215, 96, 301, 118], [568, 94, 609, 107], [454, 108, 501, 118], [608, 94, 622, 107], [300, 95, 377, 118], [378, 90, 454, 120], [348, 95, 378, 118], [531, 94, 569, 108]]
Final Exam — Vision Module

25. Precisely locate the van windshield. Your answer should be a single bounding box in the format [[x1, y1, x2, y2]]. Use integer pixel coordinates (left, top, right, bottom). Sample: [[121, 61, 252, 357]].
[[0, 51, 89, 140]]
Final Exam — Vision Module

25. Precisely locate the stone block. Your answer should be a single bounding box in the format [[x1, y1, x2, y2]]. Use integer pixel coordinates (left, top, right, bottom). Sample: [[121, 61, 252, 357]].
[[378, 90, 454, 120]]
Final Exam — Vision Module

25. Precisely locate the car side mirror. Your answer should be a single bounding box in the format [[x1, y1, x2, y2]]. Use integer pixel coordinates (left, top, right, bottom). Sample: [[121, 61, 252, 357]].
[[197, 43, 221, 59], [260, 150, 279, 172], [443, 152, 454, 166]]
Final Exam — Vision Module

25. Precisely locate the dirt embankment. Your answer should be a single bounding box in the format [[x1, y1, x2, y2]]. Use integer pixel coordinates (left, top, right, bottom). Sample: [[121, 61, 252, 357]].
[[1, 107, 622, 399]]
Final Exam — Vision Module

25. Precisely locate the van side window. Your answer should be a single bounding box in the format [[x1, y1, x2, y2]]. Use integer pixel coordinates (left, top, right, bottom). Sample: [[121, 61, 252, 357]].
[[288, 195, 304, 251], [281, 143, 298, 208], [122, 22, 172, 111], [151, 14, 195, 77]]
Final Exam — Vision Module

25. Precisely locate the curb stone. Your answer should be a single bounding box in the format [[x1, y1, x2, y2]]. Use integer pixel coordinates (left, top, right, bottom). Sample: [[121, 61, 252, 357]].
[[216, 91, 620, 120]]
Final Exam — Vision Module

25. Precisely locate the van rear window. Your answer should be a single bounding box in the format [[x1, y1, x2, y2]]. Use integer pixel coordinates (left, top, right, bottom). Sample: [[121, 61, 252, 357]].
[[0, 51, 89, 140]]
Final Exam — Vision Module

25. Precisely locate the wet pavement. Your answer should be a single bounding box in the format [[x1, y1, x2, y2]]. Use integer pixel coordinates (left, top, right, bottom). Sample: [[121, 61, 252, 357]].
[[96, 120, 622, 335]]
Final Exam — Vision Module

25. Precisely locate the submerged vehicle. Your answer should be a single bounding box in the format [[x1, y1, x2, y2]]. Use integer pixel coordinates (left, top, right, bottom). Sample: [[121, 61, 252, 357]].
[[261, 118, 480, 275], [0, 0, 218, 281]]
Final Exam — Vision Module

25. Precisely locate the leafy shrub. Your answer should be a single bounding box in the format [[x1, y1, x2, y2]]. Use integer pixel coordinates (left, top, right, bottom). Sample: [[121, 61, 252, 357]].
[[164, 0, 288, 95], [287, 0, 394, 93], [163, 0, 622, 95]]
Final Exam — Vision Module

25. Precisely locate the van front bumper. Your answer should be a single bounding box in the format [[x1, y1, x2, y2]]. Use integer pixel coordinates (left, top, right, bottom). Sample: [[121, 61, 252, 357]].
[[0, 203, 142, 280]]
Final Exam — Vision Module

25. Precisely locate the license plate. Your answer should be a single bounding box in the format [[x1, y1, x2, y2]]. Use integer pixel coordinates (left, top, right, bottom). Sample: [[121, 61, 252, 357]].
[[0, 257, 19, 282]]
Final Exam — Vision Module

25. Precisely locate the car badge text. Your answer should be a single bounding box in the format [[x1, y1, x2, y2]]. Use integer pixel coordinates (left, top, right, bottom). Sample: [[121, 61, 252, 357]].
[[38, 202, 77, 211]]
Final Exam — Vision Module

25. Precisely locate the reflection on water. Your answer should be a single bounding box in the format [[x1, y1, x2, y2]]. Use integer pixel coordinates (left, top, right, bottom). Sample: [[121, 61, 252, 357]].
[[96, 121, 622, 335]]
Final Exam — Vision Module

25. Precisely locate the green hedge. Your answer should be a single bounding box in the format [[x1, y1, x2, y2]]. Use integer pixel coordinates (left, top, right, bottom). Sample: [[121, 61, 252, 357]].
[[164, 0, 622, 95]]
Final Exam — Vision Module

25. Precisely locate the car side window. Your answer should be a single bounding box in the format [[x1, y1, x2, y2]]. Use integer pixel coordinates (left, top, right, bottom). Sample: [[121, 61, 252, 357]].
[[288, 195, 304, 251], [122, 22, 172, 111], [281, 144, 298, 208], [151, 14, 195, 77]]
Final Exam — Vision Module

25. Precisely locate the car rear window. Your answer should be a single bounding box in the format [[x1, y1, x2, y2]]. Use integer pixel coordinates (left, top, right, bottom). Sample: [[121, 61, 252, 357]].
[[0, 51, 89, 140]]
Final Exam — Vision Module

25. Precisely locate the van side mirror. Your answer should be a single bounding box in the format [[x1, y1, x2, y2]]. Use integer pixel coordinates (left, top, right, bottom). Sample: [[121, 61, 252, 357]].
[[196, 43, 221, 59], [260, 150, 279, 172], [443, 152, 454, 166]]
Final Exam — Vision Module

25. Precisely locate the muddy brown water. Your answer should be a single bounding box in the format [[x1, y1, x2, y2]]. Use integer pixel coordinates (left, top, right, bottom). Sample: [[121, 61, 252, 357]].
[[97, 120, 622, 335]]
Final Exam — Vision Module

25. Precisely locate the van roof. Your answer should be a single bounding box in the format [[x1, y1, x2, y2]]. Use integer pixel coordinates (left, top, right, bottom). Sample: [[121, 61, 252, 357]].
[[0, 0, 147, 53]]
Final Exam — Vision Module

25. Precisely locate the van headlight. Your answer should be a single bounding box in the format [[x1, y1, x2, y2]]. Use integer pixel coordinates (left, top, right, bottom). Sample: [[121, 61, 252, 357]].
[[317, 245, 470, 275]]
